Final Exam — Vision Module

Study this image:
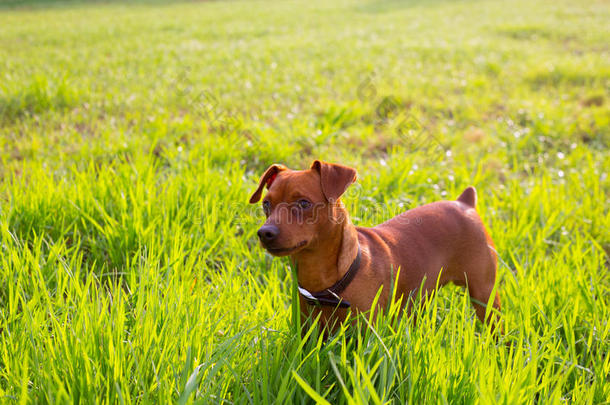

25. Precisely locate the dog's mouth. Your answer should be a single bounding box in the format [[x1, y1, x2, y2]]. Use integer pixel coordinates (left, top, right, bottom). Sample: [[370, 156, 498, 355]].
[[265, 240, 308, 256]]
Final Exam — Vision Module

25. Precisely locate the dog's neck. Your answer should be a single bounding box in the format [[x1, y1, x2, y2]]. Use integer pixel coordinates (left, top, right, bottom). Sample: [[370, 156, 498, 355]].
[[291, 210, 359, 292]]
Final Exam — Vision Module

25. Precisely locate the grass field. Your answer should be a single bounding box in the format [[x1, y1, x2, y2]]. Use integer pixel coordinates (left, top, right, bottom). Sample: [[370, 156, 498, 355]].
[[0, 0, 609, 403]]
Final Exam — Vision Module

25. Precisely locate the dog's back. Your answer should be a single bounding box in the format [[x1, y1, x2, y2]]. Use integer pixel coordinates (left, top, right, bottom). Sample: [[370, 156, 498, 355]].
[[359, 187, 500, 323]]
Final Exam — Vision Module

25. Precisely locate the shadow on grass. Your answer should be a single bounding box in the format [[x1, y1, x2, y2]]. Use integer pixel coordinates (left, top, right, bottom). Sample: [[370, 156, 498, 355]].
[[2, 0, 483, 11], [0, 0, 218, 11], [0, 75, 79, 124], [354, 0, 484, 14]]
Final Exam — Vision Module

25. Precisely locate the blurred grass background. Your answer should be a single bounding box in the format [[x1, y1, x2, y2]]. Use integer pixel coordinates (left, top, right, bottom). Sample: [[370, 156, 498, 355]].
[[0, 0, 608, 403]]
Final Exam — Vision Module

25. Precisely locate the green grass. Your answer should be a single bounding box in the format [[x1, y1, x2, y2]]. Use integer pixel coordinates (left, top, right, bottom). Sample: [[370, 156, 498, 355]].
[[0, 0, 609, 403]]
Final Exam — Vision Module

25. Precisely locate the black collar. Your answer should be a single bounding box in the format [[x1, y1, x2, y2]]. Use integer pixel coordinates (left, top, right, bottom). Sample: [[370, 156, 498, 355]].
[[298, 246, 362, 308]]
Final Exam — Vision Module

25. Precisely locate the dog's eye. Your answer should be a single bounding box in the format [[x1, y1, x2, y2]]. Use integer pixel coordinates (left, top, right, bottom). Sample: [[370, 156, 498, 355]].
[[297, 199, 312, 209], [262, 200, 271, 216]]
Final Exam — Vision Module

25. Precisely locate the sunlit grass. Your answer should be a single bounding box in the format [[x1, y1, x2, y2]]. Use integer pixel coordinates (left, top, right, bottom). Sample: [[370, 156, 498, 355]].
[[0, 0, 608, 403]]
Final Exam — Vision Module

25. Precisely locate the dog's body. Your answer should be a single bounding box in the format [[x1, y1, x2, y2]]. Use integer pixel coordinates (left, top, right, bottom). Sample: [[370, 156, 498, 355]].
[[250, 161, 500, 330]]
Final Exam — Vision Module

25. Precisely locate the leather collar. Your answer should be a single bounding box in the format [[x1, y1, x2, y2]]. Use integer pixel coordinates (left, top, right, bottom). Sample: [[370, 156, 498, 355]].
[[298, 246, 362, 308]]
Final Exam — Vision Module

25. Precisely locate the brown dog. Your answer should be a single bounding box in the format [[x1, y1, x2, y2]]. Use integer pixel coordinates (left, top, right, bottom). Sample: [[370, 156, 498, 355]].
[[250, 160, 501, 330]]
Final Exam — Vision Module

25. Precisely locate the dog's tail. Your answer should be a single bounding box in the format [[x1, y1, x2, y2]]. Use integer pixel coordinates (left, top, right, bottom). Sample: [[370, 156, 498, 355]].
[[457, 186, 477, 208]]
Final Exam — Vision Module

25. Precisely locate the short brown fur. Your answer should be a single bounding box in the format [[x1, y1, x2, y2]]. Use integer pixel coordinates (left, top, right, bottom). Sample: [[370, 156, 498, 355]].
[[250, 160, 501, 331]]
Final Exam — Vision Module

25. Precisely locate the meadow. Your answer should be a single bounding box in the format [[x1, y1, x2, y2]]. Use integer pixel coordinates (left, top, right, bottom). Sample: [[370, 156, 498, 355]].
[[0, 0, 608, 403]]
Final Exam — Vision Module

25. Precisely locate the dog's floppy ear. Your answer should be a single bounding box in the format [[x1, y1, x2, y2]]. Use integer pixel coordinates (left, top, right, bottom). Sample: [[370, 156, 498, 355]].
[[311, 160, 357, 202], [249, 164, 287, 203]]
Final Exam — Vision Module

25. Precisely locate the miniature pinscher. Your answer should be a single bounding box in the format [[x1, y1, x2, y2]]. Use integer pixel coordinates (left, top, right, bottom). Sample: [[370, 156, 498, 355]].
[[250, 160, 501, 330]]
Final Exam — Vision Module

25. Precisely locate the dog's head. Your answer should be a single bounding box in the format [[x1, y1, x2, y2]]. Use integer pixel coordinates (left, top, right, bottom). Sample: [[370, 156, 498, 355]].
[[249, 160, 357, 256]]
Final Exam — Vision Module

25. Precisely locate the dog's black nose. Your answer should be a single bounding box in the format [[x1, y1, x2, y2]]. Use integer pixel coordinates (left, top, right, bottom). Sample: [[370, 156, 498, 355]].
[[257, 225, 279, 244]]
